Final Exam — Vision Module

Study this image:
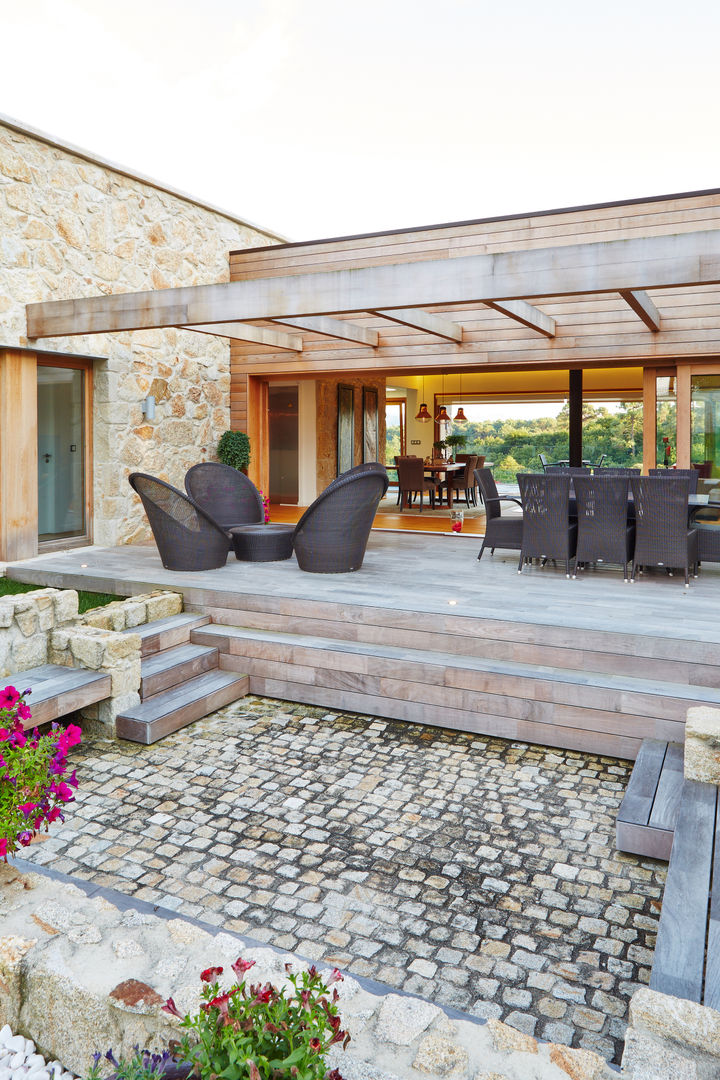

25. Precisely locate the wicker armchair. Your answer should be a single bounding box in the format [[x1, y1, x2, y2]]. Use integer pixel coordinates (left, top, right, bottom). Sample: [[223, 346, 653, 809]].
[[293, 468, 389, 573], [517, 473, 577, 577], [594, 467, 641, 477], [129, 473, 230, 571], [397, 457, 440, 511], [630, 476, 698, 586], [474, 467, 523, 561], [649, 468, 699, 494], [185, 462, 264, 548], [572, 475, 635, 581]]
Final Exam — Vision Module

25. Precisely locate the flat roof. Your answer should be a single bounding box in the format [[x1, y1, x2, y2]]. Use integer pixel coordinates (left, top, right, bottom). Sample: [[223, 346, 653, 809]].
[[230, 186, 720, 256]]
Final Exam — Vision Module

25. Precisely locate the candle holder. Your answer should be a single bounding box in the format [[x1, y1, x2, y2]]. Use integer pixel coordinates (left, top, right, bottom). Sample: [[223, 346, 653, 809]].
[[450, 509, 464, 533]]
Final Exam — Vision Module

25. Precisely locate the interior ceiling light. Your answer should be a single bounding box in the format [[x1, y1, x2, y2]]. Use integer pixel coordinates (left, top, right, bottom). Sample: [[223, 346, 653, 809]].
[[454, 371, 468, 423], [415, 374, 431, 422], [436, 371, 449, 422]]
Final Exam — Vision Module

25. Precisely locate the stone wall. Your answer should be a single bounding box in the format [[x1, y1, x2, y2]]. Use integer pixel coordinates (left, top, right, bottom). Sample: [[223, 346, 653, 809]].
[[0, 118, 282, 546], [0, 588, 78, 677], [315, 375, 386, 492]]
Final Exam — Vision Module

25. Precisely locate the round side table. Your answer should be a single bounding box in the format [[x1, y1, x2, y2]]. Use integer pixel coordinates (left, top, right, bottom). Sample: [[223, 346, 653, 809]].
[[229, 523, 294, 562]]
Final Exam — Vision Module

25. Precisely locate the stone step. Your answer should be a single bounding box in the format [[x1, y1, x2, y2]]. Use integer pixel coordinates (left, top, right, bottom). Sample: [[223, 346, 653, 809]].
[[615, 739, 685, 860], [11, 663, 111, 728], [123, 613, 210, 657], [115, 669, 249, 745], [192, 597, 720, 691], [193, 623, 720, 759], [140, 642, 219, 699]]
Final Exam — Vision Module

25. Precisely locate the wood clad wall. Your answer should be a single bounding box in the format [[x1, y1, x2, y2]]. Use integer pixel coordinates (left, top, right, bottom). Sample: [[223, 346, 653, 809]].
[[228, 193, 720, 387], [0, 350, 38, 561]]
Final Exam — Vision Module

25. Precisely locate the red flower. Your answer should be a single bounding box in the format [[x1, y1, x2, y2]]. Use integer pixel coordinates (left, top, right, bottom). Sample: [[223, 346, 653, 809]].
[[200, 966, 223, 983], [0, 686, 20, 710], [162, 998, 183, 1018], [309, 1038, 321, 1052], [231, 956, 256, 977]]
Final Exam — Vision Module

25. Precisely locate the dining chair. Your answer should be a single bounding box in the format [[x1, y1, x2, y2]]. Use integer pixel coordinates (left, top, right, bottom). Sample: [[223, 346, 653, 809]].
[[630, 476, 698, 586], [516, 473, 577, 577], [474, 467, 523, 561], [572, 475, 635, 581], [593, 467, 641, 477], [440, 455, 478, 507], [396, 457, 440, 511], [649, 468, 699, 494]]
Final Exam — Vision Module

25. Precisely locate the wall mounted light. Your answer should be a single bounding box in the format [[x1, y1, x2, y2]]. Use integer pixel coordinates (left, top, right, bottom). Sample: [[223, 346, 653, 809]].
[[141, 395, 156, 421]]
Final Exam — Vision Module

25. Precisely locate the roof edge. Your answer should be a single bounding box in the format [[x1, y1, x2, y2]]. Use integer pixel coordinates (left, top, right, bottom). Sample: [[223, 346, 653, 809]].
[[230, 186, 720, 256], [0, 111, 287, 245]]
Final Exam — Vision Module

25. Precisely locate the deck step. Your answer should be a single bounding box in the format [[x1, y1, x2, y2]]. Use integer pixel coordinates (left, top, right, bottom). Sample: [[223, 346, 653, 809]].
[[123, 613, 210, 656], [13, 663, 111, 728], [115, 669, 249, 745], [616, 739, 685, 859], [140, 642, 219, 698], [191, 624, 720, 759]]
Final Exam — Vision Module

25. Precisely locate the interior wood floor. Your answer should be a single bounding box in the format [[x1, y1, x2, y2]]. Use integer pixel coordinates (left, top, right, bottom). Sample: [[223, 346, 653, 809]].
[[269, 502, 488, 535]]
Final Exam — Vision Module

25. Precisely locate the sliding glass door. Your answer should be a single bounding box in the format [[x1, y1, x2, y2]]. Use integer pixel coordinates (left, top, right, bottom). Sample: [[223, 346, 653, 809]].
[[37, 365, 87, 541]]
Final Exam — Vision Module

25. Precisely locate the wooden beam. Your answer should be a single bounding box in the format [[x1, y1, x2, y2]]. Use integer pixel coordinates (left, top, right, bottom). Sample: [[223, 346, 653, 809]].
[[371, 309, 463, 343], [185, 323, 302, 351], [484, 299, 556, 338], [26, 228, 720, 338], [268, 315, 378, 347], [619, 289, 661, 332]]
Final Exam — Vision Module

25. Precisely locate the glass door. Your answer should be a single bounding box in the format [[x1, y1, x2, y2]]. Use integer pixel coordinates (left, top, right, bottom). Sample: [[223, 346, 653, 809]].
[[691, 375, 720, 485], [37, 365, 86, 541]]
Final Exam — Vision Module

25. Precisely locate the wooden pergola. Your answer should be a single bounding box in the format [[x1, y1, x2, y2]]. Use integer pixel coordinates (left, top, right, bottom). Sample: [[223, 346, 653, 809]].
[[27, 196, 720, 489]]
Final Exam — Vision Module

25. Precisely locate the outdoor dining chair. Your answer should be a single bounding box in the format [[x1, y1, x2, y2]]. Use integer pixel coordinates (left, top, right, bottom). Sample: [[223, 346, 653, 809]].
[[649, 468, 699, 494], [185, 462, 264, 548], [572, 474, 635, 581], [474, 467, 523, 561], [517, 472, 577, 577], [440, 455, 478, 507], [396, 456, 441, 511], [129, 473, 230, 571], [292, 467, 389, 573], [630, 475, 698, 586]]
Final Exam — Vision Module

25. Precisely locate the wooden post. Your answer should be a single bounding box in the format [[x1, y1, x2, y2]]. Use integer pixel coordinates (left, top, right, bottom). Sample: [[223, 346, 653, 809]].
[[247, 375, 269, 496], [568, 369, 583, 467], [0, 350, 38, 561], [676, 366, 691, 468], [643, 368, 657, 474]]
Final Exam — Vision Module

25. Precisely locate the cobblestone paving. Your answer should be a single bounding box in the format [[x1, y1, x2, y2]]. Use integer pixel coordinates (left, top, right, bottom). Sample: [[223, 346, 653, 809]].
[[29, 698, 667, 1064]]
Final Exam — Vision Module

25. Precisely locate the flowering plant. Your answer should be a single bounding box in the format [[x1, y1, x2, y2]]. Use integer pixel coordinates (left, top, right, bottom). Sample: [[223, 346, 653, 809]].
[[0, 685, 81, 859], [163, 957, 348, 1080], [87, 1047, 182, 1080], [258, 490, 271, 524]]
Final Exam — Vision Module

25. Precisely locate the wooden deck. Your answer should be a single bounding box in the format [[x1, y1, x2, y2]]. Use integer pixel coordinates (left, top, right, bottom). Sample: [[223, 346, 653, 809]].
[[8, 532, 720, 759]]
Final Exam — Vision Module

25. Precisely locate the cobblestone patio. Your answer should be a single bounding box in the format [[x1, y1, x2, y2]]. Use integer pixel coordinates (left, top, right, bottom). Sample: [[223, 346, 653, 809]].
[[25, 698, 667, 1064]]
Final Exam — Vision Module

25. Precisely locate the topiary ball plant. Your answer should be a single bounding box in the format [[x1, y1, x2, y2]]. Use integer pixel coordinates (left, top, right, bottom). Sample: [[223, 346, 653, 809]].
[[217, 430, 251, 472]]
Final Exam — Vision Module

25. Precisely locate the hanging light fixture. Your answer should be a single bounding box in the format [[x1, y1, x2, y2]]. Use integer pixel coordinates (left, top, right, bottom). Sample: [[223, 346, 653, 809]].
[[415, 374, 431, 422], [436, 372, 450, 422], [453, 370, 468, 423]]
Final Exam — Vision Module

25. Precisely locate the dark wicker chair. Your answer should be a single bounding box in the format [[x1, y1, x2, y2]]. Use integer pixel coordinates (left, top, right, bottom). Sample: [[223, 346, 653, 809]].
[[474, 467, 523, 561], [397, 457, 440, 511], [292, 468, 389, 573], [185, 462, 264, 549], [517, 472, 577, 577], [544, 466, 591, 477], [630, 476, 698, 586], [594, 467, 641, 477], [572, 475, 635, 581], [694, 520, 720, 563], [649, 468, 699, 494], [129, 473, 230, 571]]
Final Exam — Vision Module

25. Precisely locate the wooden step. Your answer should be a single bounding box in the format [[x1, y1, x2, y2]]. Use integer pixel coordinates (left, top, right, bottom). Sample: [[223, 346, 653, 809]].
[[191, 625, 720, 759], [616, 739, 684, 859], [124, 613, 210, 656], [12, 664, 111, 728], [140, 642, 219, 699], [115, 669, 249, 745]]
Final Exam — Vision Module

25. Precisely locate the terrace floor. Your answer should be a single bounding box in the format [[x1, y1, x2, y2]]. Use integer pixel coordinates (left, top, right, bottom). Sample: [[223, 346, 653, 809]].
[[19, 695, 665, 1065]]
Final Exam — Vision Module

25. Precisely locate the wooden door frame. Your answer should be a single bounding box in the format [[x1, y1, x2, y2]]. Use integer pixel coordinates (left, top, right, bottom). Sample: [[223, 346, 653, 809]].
[[644, 360, 720, 471]]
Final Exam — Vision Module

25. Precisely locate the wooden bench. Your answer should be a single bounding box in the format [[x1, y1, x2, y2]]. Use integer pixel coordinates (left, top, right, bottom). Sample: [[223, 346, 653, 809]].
[[617, 738, 720, 1010], [10, 664, 111, 727]]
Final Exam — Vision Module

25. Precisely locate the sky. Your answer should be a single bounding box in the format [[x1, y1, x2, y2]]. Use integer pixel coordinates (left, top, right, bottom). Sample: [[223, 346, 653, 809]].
[[2, 0, 720, 241]]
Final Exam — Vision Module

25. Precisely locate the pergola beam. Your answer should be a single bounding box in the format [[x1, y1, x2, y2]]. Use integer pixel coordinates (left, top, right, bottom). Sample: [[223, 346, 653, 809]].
[[185, 322, 302, 351], [26, 229, 720, 339], [268, 314, 378, 347], [371, 308, 463, 343], [619, 289, 661, 332], [484, 299, 555, 338]]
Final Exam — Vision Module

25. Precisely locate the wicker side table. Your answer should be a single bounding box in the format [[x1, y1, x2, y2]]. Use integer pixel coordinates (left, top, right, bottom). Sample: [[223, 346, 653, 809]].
[[229, 524, 294, 562]]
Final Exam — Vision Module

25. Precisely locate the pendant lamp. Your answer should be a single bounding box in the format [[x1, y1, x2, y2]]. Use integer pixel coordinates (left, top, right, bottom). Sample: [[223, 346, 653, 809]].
[[415, 375, 431, 422], [435, 373, 450, 422], [453, 372, 468, 423]]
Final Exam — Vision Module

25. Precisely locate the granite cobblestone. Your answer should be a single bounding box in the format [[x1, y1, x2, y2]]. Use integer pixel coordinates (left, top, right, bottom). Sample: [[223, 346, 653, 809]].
[[23, 696, 667, 1064]]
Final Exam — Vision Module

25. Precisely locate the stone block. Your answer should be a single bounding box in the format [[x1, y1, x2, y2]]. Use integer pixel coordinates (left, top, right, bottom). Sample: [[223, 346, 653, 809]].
[[12, 637, 47, 671], [14, 610, 38, 637], [621, 1029, 698, 1079], [69, 634, 106, 669], [374, 994, 442, 1045], [104, 631, 141, 662], [123, 600, 148, 628], [146, 592, 183, 621], [684, 706, 720, 784], [629, 987, 720, 1060], [53, 590, 79, 625], [97, 690, 140, 728], [413, 1034, 468, 1075], [0, 603, 14, 628], [0, 934, 38, 1029], [108, 657, 141, 697]]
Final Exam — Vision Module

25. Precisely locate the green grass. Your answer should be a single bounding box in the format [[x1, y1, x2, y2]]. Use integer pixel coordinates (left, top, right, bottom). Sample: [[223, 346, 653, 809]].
[[0, 579, 126, 614]]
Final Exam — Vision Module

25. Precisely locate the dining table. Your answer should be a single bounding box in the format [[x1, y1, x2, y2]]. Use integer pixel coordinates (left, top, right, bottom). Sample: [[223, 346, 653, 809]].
[[422, 461, 465, 507]]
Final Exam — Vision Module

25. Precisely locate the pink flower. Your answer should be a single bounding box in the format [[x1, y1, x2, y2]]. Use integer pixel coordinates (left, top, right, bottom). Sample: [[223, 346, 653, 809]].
[[19, 802, 37, 818], [16, 704, 31, 722], [327, 968, 343, 984], [12, 731, 26, 748], [54, 781, 74, 803], [0, 838, 7, 858], [231, 956, 256, 977], [0, 729, 8, 742], [0, 686, 20, 709], [162, 998, 183, 1018], [200, 966, 223, 983]]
